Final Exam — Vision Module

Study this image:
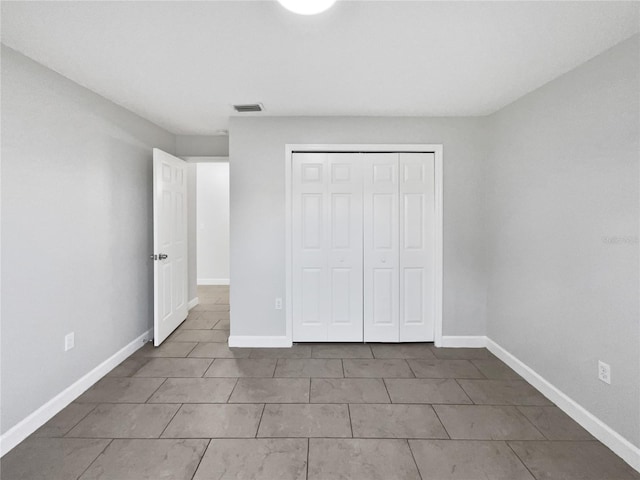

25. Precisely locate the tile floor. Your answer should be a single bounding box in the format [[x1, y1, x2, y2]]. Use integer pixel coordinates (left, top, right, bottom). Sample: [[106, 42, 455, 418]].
[[2, 286, 639, 480]]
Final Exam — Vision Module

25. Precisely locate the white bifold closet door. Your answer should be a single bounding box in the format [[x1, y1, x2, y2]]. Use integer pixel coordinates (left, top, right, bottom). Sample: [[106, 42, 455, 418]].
[[363, 154, 400, 341], [398, 153, 435, 342], [292, 151, 435, 343], [292, 153, 364, 342]]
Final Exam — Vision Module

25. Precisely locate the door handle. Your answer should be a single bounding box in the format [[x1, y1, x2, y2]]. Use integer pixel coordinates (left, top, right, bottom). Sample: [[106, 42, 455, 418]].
[[158, 254, 169, 260]]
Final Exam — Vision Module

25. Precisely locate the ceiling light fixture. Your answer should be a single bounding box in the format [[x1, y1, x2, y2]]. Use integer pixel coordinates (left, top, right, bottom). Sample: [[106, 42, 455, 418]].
[[277, 0, 337, 15]]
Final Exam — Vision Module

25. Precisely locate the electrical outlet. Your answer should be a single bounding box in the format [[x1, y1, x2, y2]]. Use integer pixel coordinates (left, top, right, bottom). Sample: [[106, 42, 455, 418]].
[[598, 361, 611, 384], [275, 297, 283, 310], [64, 332, 75, 352]]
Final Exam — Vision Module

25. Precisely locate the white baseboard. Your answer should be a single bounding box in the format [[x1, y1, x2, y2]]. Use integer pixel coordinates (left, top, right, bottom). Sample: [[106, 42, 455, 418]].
[[228, 335, 292, 348], [197, 278, 230, 286], [0, 329, 151, 457], [188, 297, 199, 310], [486, 337, 640, 473], [439, 335, 487, 348]]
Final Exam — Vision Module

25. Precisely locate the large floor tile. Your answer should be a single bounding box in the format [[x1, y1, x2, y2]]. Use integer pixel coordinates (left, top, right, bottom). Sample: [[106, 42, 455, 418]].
[[147, 378, 237, 403], [407, 359, 484, 378], [106, 357, 151, 377], [189, 343, 251, 359], [471, 358, 522, 379], [193, 439, 307, 480], [308, 438, 421, 480], [205, 358, 276, 377], [162, 404, 263, 438], [517, 406, 594, 440], [310, 378, 390, 403], [275, 358, 343, 377], [169, 329, 229, 343], [430, 347, 494, 360], [133, 357, 212, 377], [458, 379, 553, 405], [343, 359, 414, 378], [508, 441, 640, 480], [79, 439, 207, 480], [229, 378, 310, 403], [258, 404, 352, 437], [350, 404, 448, 439], [409, 440, 534, 480], [134, 342, 197, 357], [384, 378, 472, 404], [249, 345, 312, 359], [75, 377, 165, 403], [0, 437, 110, 480], [312, 344, 373, 358], [33, 403, 97, 437], [66, 403, 179, 438], [434, 405, 545, 440], [371, 343, 436, 359]]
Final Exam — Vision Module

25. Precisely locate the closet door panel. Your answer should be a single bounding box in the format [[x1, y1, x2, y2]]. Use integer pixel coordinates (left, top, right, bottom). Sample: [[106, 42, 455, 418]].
[[399, 153, 435, 342], [293, 153, 329, 341], [327, 154, 363, 341], [363, 153, 400, 342]]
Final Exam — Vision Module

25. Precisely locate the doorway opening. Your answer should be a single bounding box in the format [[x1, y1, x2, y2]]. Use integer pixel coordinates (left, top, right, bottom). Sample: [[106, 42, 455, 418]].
[[186, 156, 230, 325]]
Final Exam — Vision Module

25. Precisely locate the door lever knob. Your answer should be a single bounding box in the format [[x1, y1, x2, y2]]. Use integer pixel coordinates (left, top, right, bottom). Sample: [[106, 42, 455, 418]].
[[158, 254, 168, 260]]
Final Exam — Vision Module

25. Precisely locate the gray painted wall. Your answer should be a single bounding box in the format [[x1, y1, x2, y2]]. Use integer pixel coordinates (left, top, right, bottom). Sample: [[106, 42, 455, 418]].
[[186, 163, 198, 303], [485, 35, 640, 446], [197, 163, 230, 282], [176, 135, 229, 157], [0, 46, 175, 434], [229, 117, 489, 337]]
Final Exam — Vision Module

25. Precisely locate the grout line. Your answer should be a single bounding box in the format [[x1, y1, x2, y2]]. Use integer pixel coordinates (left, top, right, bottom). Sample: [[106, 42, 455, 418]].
[[190, 438, 212, 480], [513, 405, 548, 440], [158, 403, 183, 438], [430, 405, 452, 440], [49, 435, 599, 441], [56, 403, 99, 437], [453, 378, 475, 404], [306, 437, 310, 480], [185, 343, 199, 357], [144, 378, 169, 404], [255, 404, 267, 438], [76, 438, 113, 478], [405, 360, 418, 377], [407, 439, 424, 480], [226, 378, 240, 403], [505, 440, 539, 479], [347, 403, 354, 438], [381, 378, 393, 403]]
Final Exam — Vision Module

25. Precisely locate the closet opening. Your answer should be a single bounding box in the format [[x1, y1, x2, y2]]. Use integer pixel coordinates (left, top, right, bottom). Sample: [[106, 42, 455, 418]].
[[284, 144, 443, 347]]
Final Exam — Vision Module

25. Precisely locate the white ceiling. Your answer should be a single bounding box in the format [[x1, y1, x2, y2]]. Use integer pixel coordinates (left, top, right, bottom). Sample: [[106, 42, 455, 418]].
[[2, 1, 638, 135]]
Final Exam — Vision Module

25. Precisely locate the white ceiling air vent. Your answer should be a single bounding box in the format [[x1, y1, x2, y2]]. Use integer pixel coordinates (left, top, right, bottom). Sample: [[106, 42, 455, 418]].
[[233, 103, 264, 113]]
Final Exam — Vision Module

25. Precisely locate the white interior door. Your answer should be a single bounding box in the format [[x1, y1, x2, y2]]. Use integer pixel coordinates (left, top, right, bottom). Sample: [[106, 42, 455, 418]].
[[327, 154, 363, 341], [153, 148, 188, 346], [363, 153, 400, 342], [399, 153, 435, 341], [292, 153, 363, 342]]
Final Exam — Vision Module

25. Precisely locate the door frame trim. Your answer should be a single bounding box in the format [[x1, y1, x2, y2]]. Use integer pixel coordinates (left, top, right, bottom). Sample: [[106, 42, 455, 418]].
[[284, 144, 444, 347]]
